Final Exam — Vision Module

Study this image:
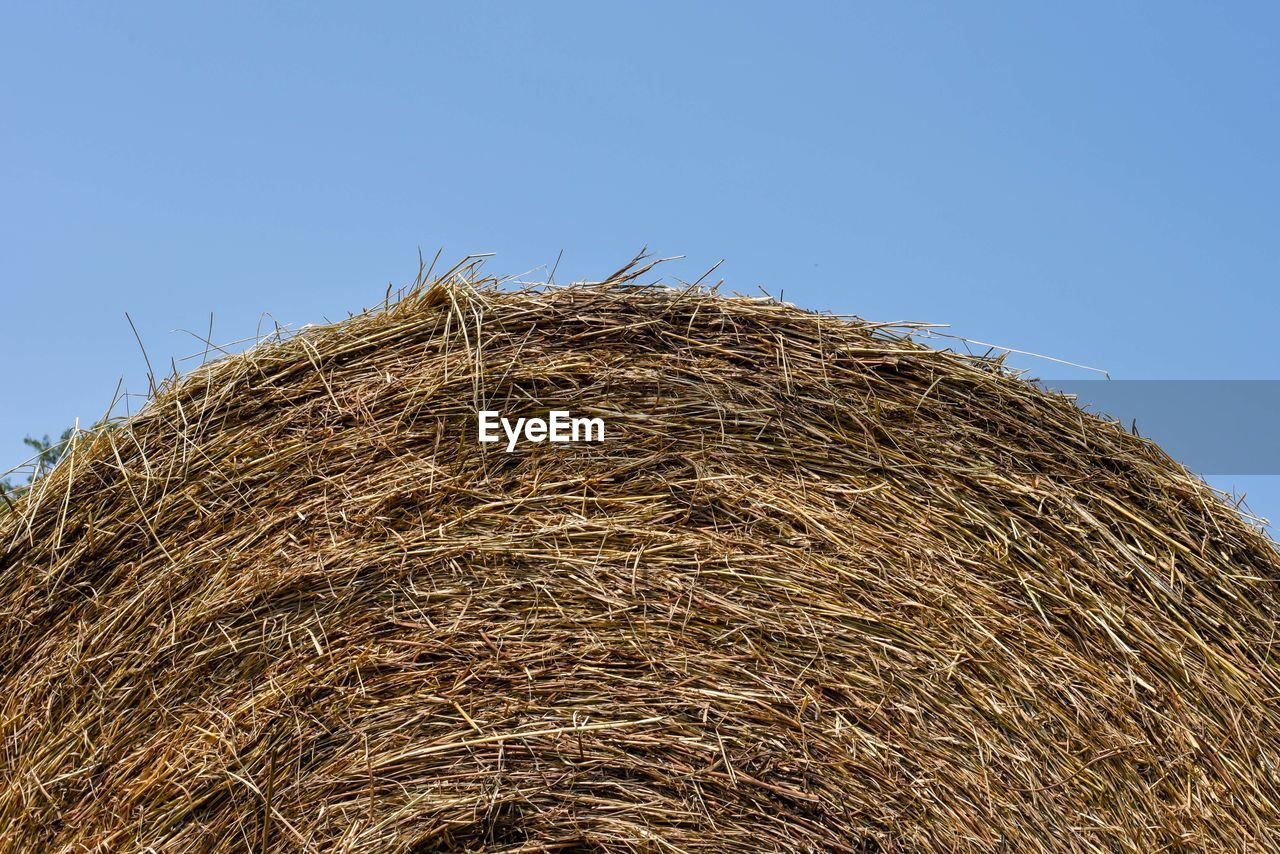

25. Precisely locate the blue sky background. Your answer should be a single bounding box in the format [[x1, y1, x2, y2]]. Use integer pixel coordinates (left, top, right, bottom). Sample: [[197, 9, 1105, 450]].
[[3, 2, 1277, 528]]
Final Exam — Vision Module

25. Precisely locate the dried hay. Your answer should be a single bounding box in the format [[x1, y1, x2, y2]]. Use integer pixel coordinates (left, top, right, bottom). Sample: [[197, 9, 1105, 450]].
[[2, 261, 1279, 851]]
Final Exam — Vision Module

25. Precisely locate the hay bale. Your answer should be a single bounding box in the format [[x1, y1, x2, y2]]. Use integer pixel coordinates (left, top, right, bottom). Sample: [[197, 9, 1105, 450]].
[[2, 265, 1279, 851]]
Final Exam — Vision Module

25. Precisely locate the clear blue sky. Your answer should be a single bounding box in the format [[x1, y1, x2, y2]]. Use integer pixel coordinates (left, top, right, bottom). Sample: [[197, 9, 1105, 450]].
[[3, 3, 1277, 525]]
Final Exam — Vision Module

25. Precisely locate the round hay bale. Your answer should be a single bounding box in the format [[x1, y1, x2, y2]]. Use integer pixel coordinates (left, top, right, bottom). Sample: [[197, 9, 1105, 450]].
[[2, 268, 1279, 851]]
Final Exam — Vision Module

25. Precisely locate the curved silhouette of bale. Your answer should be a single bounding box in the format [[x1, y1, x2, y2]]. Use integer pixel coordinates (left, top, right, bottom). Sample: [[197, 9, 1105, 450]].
[[2, 264, 1279, 852]]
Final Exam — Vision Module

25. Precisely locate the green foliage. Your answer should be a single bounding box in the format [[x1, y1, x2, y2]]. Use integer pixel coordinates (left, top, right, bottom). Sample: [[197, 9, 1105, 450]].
[[1, 428, 75, 513], [27, 429, 75, 476]]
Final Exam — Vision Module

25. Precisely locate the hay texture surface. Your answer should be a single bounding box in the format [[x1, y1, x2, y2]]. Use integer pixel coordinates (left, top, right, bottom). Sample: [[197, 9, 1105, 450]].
[[3, 266, 1280, 852]]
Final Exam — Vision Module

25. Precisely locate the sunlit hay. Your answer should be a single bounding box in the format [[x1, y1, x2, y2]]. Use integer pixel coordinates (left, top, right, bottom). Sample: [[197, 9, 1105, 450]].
[[2, 260, 1279, 852]]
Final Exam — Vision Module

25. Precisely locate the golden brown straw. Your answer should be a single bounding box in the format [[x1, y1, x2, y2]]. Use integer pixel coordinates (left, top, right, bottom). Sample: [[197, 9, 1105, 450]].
[[2, 260, 1279, 851]]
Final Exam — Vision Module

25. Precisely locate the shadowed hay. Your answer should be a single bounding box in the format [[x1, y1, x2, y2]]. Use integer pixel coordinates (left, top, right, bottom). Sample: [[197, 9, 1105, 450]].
[[2, 266, 1279, 851]]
